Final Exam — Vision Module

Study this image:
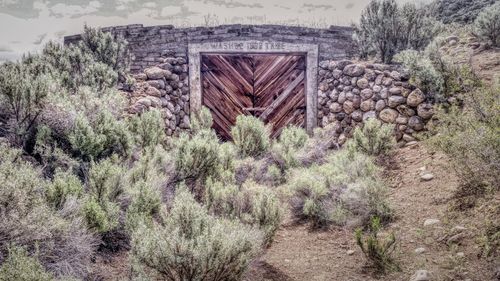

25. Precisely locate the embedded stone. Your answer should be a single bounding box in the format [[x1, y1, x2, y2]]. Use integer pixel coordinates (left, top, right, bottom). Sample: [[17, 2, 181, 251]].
[[375, 100, 386, 112], [389, 87, 402, 95], [390, 71, 401, 81], [329, 89, 339, 101], [145, 86, 162, 97], [329, 102, 342, 113], [373, 85, 382, 93], [379, 108, 399, 123], [133, 73, 147, 81], [338, 92, 347, 104], [147, 79, 165, 89], [388, 95, 406, 108], [397, 105, 416, 116], [352, 110, 363, 122], [417, 103, 434, 119], [356, 78, 370, 89], [408, 116, 424, 131], [343, 100, 355, 114], [145, 67, 169, 80], [396, 116, 408, 124], [362, 111, 376, 121], [360, 89, 373, 100], [343, 64, 365, 77], [407, 89, 426, 107], [332, 69, 343, 79], [360, 99, 375, 112]]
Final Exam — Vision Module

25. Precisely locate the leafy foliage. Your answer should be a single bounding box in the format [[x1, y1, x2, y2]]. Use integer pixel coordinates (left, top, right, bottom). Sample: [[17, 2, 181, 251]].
[[355, 0, 440, 63], [131, 188, 262, 281], [430, 0, 498, 24], [0, 246, 54, 281], [232, 115, 270, 157], [128, 109, 165, 148], [346, 118, 395, 157], [426, 82, 500, 194], [474, 2, 500, 47]]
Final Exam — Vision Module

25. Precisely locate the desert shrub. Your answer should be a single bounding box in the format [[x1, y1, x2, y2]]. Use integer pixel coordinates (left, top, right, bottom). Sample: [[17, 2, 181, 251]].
[[289, 167, 346, 228], [346, 118, 395, 157], [190, 106, 213, 133], [426, 83, 500, 193], [131, 188, 262, 281], [394, 50, 444, 99], [297, 124, 341, 166], [0, 246, 54, 281], [69, 110, 131, 160], [34, 126, 78, 176], [174, 130, 222, 187], [125, 177, 162, 233], [271, 126, 309, 170], [0, 61, 51, 148], [46, 169, 84, 209], [128, 109, 165, 148], [0, 144, 96, 279], [355, 216, 399, 274], [289, 149, 391, 228], [231, 115, 270, 157], [430, 0, 497, 24], [83, 158, 125, 233], [474, 2, 500, 47], [205, 179, 282, 245], [355, 0, 440, 63]]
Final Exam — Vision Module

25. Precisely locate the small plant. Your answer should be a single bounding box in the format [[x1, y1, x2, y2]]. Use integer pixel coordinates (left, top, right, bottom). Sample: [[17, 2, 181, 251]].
[[0, 246, 54, 281], [190, 106, 213, 133], [272, 126, 309, 170], [474, 2, 500, 47], [131, 188, 262, 281], [231, 115, 270, 157], [46, 169, 84, 209], [128, 109, 165, 148], [346, 118, 395, 157], [205, 179, 282, 246], [355, 216, 399, 274]]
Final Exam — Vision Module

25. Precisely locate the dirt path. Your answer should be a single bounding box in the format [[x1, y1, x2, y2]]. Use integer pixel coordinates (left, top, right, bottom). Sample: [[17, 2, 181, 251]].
[[246, 143, 498, 281]]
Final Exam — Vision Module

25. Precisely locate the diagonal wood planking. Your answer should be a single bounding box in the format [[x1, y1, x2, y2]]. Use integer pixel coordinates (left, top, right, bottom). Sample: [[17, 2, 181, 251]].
[[201, 53, 306, 140]]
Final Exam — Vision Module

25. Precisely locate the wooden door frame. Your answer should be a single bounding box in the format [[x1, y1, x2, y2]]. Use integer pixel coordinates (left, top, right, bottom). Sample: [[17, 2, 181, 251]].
[[188, 40, 319, 134]]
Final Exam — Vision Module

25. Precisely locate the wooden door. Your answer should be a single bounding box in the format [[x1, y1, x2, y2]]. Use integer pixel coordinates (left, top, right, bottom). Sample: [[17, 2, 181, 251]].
[[201, 53, 306, 140]]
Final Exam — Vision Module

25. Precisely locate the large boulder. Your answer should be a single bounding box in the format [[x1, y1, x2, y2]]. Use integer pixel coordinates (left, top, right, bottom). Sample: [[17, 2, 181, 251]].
[[144, 66, 170, 80], [408, 116, 425, 131], [417, 103, 434, 119], [407, 89, 426, 107], [343, 64, 365, 77], [379, 108, 399, 123]]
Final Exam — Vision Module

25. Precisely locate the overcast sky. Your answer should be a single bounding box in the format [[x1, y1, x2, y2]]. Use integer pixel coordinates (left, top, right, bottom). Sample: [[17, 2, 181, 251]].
[[0, 0, 428, 62]]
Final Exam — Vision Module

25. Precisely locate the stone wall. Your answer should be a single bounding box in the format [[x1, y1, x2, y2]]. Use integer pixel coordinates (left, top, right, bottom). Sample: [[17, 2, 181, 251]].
[[317, 60, 434, 143], [127, 57, 190, 137], [64, 24, 356, 73]]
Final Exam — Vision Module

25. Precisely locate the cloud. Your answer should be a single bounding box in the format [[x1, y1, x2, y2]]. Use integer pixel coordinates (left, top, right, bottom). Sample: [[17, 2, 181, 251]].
[[0, 45, 13, 52], [192, 0, 263, 9], [33, 33, 47, 45], [302, 3, 334, 12], [48, 1, 102, 18], [345, 3, 355, 9]]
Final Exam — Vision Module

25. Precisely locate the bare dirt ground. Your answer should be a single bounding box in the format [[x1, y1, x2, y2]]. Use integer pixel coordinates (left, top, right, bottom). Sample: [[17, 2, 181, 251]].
[[245, 142, 499, 281]]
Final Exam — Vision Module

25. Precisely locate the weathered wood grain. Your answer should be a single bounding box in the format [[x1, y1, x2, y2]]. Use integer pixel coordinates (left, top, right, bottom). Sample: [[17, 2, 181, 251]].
[[201, 53, 306, 139]]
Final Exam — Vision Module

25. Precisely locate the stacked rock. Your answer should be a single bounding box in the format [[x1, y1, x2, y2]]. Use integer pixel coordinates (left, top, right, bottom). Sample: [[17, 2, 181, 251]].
[[128, 56, 189, 136], [317, 60, 433, 143]]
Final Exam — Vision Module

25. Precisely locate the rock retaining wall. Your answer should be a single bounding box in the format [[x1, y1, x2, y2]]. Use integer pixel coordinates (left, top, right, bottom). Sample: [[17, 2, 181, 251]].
[[317, 60, 434, 143]]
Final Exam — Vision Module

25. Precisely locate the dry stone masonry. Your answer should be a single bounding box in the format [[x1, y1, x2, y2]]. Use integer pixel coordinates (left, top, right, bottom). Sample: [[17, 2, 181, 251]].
[[66, 24, 434, 141], [317, 61, 433, 143]]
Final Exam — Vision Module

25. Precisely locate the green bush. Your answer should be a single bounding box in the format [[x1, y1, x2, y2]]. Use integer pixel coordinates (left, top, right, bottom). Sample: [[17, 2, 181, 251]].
[[128, 109, 165, 148], [430, 0, 498, 24], [131, 188, 262, 281], [474, 2, 500, 47], [0, 144, 96, 279], [190, 106, 213, 133], [355, 216, 399, 274], [426, 83, 500, 194], [289, 149, 391, 228], [69, 110, 131, 160], [355, 0, 440, 63], [0, 61, 51, 147], [394, 50, 444, 99], [271, 126, 309, 170], [205, 179, 282, 245], [346, 118, 395, 157], [174, 130, 222, 187], [231, 115, 270, 157], [46, 169, 84, 209], [83, 158, 125, 233], [0, 246, 54, 281]]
